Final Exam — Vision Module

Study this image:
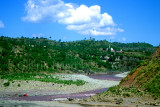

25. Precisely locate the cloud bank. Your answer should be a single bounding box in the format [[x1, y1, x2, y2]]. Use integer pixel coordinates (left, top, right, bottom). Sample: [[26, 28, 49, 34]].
[[0, 20, 4, 28], [22, 0, 123, 36]]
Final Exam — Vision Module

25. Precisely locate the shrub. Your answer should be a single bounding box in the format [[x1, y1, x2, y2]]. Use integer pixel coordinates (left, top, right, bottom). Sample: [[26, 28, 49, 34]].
[[17, 84, 21, 87], [123, 93, 130, 97], [107, 85, 122, 95], [3, 81, 10, 87]]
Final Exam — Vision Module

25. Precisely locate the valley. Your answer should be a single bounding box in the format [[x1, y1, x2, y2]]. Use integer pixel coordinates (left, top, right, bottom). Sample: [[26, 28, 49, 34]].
[[0, 36, 159, 107]]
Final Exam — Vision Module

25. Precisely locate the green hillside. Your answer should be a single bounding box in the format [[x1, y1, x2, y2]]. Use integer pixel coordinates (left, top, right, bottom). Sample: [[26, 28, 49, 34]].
[[0, 36, 154, 74], [120, 45, 160, 96], [81, 46, 160, 107]]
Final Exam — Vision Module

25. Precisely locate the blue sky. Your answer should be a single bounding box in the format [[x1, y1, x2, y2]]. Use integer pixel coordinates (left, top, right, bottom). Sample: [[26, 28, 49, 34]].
[[0, 0, 159, 46]]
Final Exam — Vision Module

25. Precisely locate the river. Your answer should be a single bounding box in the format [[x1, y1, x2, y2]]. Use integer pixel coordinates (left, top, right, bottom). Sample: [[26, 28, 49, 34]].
[[0, 72, 128, 107]]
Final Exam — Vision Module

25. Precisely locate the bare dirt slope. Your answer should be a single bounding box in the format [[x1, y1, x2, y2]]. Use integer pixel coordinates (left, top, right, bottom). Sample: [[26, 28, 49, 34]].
[[120, 45, 160, 95]]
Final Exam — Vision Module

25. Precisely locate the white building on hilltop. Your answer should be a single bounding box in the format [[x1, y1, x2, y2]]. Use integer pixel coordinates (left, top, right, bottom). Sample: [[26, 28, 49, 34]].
[[111, 48, 115, 52]]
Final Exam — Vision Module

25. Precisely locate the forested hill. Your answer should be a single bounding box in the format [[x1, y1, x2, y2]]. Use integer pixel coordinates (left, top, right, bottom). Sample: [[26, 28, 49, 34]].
[[0, 36, 155, 73]]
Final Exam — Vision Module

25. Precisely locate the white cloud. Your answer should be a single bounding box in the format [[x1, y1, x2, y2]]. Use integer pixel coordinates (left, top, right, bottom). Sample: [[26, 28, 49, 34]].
[[59, 5, 106, 25], [22, 0, 123, 36], [62, 36, 67, 40], [0, 21, 4, 28], [22, 0, 67, 22], [78, 27, 123, 36], [110, 36, 115, 40], [122, 37, 126, 41]]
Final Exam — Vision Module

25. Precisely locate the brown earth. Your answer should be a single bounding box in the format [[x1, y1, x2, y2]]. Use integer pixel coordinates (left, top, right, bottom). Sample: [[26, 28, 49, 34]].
[[121, 45, 160, 89], [120, 69, 139, 88]]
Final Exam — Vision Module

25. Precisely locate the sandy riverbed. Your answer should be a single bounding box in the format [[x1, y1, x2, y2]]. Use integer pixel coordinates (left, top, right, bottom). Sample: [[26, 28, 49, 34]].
[[0, 100, 84, 107], [0, 73, 128, 107], [0, 74, 122, 98]]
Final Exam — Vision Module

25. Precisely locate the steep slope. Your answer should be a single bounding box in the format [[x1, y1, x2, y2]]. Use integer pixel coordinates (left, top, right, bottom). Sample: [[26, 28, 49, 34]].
[[120, 45, 160, 96]]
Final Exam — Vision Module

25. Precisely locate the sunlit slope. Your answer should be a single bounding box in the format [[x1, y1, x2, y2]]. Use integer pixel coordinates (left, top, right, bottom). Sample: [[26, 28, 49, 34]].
[[120, 45, 160, 96], [0, 36, 154, 73]]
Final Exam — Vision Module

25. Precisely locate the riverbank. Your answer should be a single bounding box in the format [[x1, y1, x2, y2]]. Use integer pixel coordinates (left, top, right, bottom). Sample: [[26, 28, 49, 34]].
[[0, 73, 130, 107], [71, 88, 160, 107], [67, 72, 160, 107], [67, 96, 160, 107], [0, 74, 122, 99], [0, 100, 84, 107]]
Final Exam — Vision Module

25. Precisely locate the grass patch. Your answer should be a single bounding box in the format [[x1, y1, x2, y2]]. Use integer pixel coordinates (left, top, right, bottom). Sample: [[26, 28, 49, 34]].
[[106, 85, 122, 96], [105, 85, 150, 98], [0, 72, 87, 86]]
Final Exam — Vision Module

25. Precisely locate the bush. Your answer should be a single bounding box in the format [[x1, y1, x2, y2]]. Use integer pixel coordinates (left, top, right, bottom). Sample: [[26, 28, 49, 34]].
[[123, 93, 130, 97], [17, 84, 21, 87], [3, 81, 10, 87], [107, 85, 122, 95]]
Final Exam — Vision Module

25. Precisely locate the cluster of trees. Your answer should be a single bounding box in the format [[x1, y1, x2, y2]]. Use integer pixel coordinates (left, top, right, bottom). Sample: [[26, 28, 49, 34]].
[[112, 42, 154, 52], [0, 36, 155, 73]]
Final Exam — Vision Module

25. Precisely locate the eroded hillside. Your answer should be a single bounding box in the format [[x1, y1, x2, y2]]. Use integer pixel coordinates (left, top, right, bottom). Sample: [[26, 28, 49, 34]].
[[120, 45, 160, 96]]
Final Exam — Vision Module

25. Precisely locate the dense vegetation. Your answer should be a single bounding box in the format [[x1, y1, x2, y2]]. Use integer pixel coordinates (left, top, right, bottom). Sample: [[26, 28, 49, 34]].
[[112, 42, 154, 52], [0, 36, 154, 74], [0, 73, 86, 86]]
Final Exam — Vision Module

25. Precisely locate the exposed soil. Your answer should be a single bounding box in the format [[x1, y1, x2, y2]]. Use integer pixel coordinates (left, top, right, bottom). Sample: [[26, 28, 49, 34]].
[[120, 70, 139, 87]]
